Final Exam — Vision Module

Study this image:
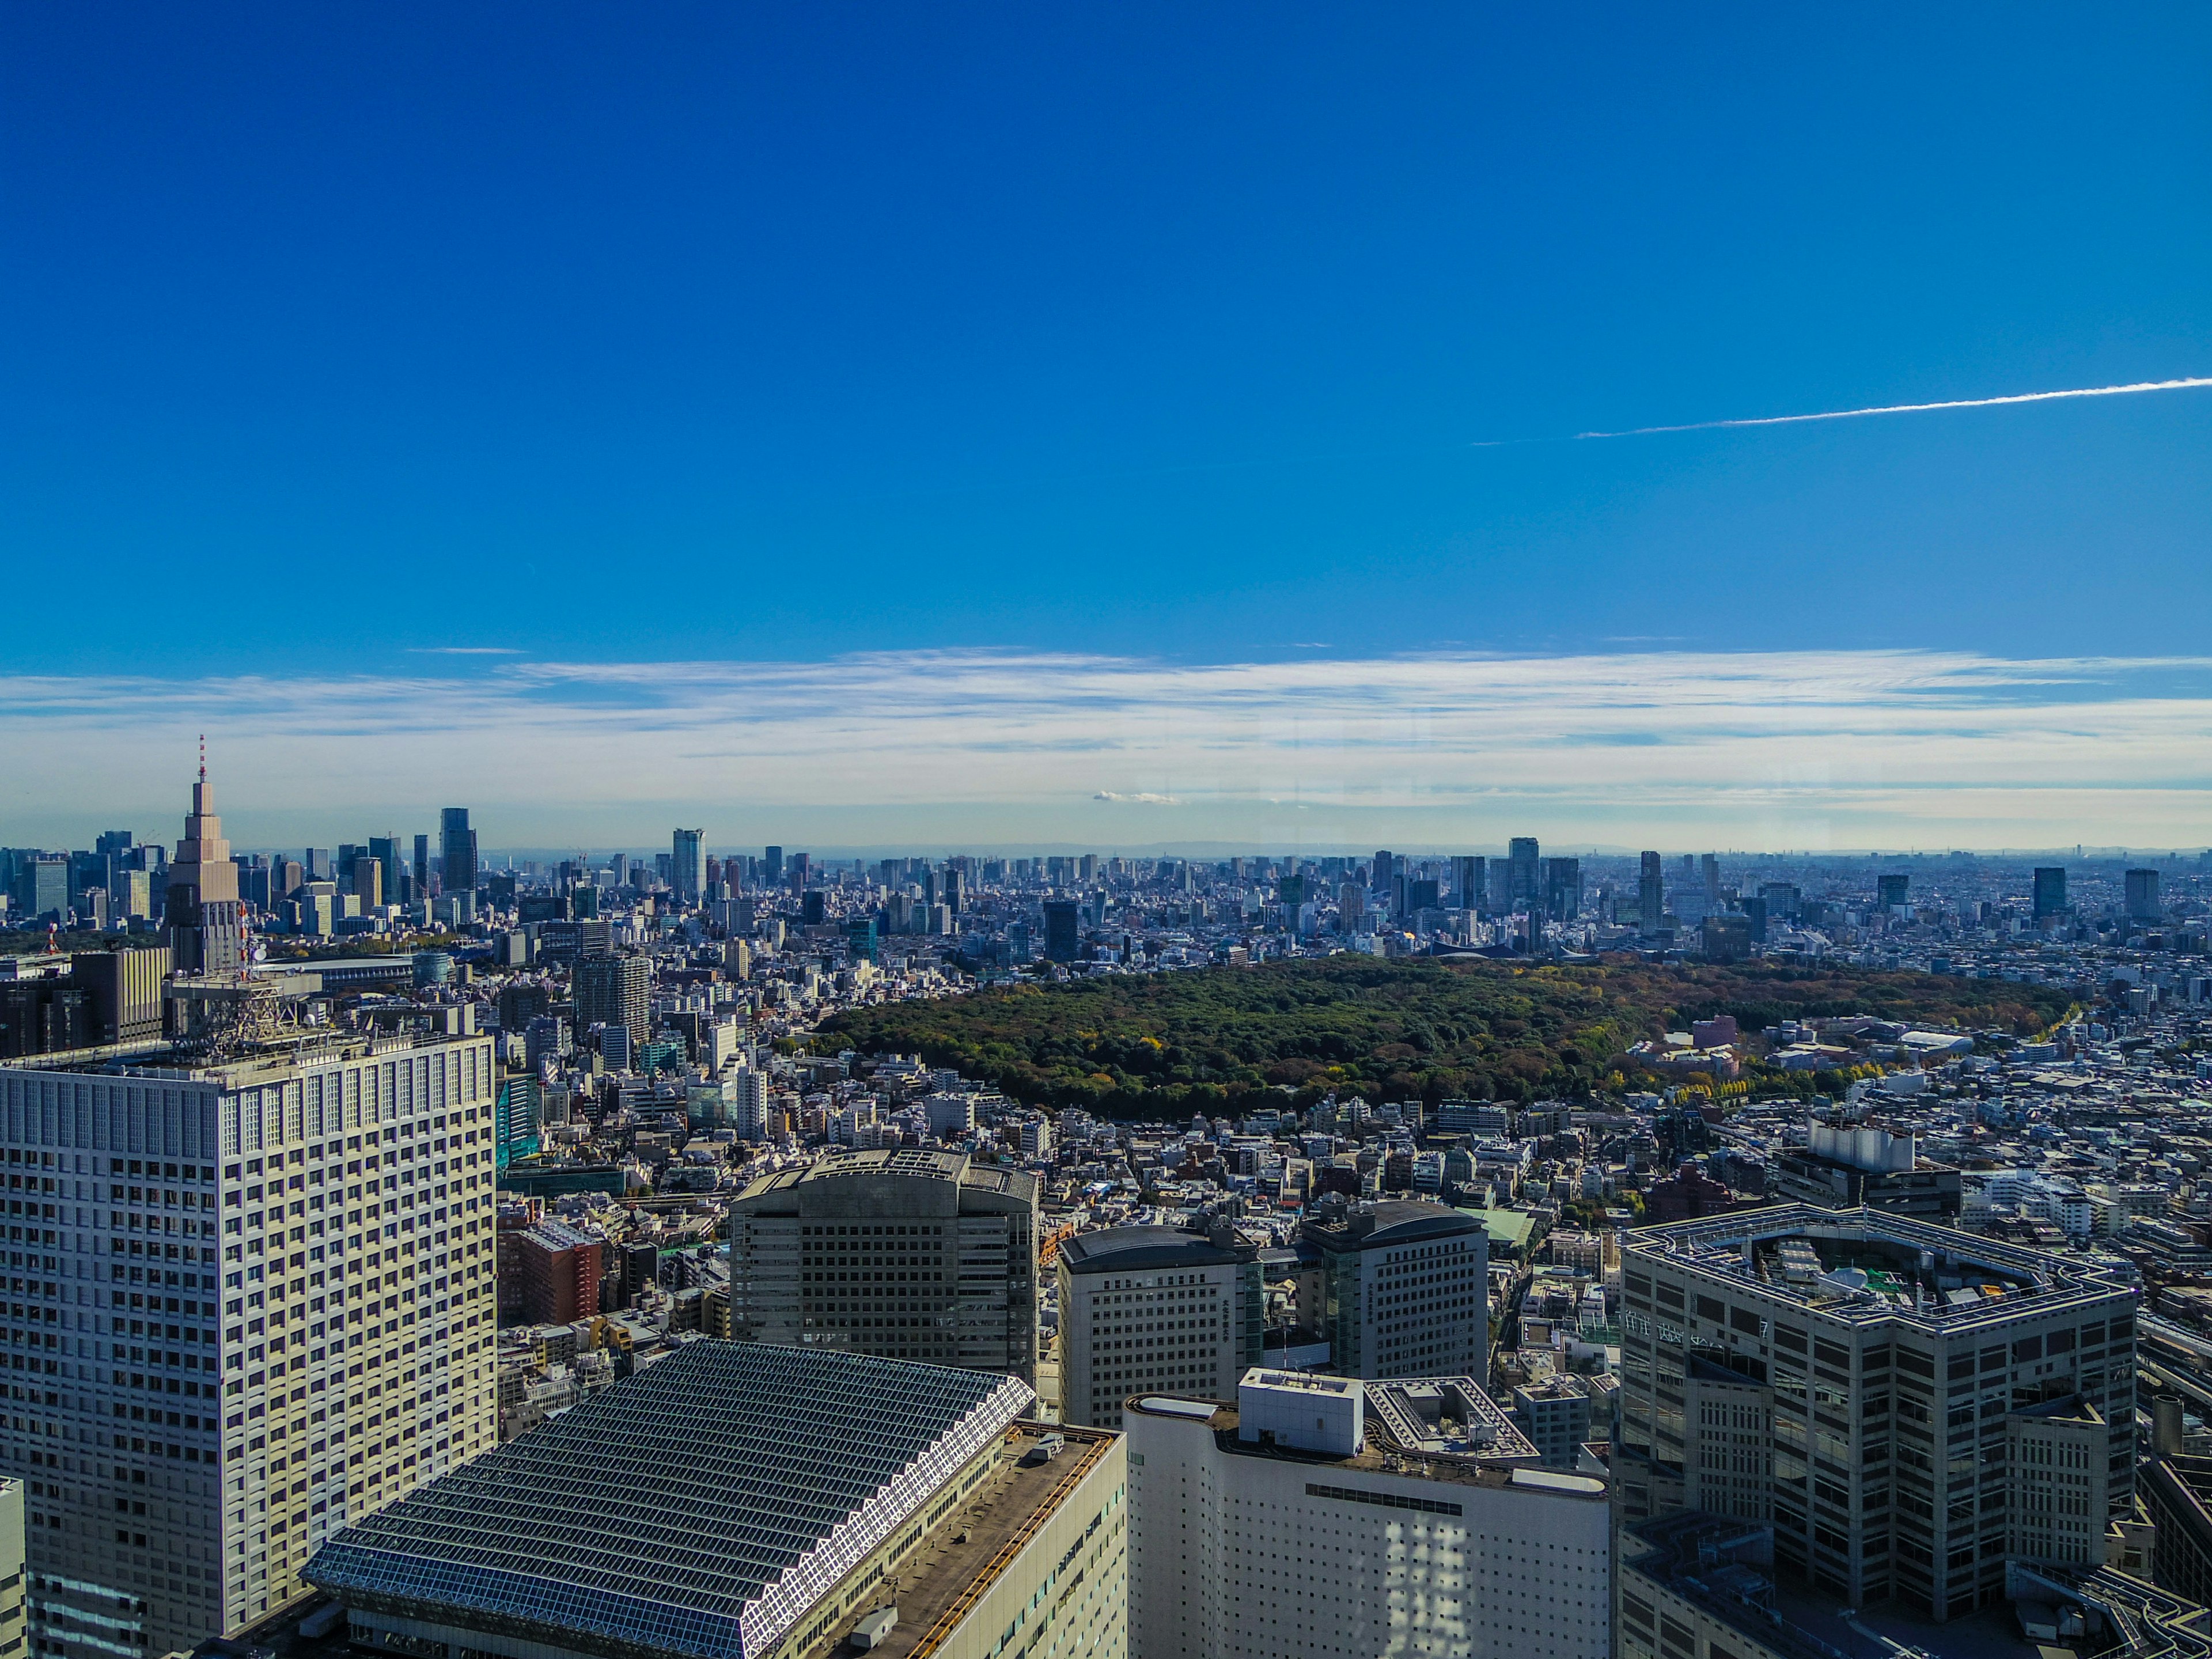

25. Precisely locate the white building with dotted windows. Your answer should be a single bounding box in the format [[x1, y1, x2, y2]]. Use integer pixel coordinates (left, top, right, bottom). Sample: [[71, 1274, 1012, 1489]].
[[1126, 1370, 1611, 1659]]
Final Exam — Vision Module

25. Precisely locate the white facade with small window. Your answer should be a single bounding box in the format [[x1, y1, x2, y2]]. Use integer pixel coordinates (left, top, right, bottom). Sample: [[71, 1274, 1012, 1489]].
[[1126, 1387, 1609, 1659]]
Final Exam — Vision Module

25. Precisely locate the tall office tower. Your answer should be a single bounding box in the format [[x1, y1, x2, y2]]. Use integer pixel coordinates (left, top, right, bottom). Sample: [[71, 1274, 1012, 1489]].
[[787, 850, 811, 893], [1508, 836, 1540, 912], [762, 844, 783, 885], [1338, 882, 1367, 930], [1878, 871, 1910, 912], [2127, 868, 2163, 922], [1043, 898, 1081, 962], [308, 1345, 1127, 1659], [1128, 1371, 1609, 1659], [571, 953, 649, 1051], [669, 828, 704, 906], [1544, 856, 1582, 922], [68, 944, 171, 1046], [1451, 854, 1487, 913], [941, 868, 965, 916], [1, 1028, 499, 1655], [726, 1147, 1039, 1384], [1615, 1207, 2136, 1620], [351, 858, 382, 911], [1638, 850, 1665, 934], [437, 809, 476, 895], [366, 836, 405, 908], [1372, 850, 1395, 893], [1758, 880, 1801, 922], [1702, 852, 1721, 903], [1057, 1225, 1265, 1430], [164, 760, 243, 975], [1300, 1198, 1488, 1380], [2032, 866, 2069, 919], [302, 849, 332, 884], [410, 835, 429, 900]]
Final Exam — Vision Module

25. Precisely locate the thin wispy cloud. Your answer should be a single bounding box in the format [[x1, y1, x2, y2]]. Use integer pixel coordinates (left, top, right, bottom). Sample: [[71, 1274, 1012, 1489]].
[[5, 649, 2211, 847], [403, 646, 524, 656], [1569, 377, 2212, 441]]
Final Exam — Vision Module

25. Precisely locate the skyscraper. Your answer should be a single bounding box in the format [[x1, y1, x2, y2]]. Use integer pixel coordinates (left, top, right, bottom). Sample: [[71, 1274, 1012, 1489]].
[[411, 835, 429, 899], [2032, 866, 2068, 919], [2127, 867, 2163, 922], [1043, 897, 1081, 961], [1878, 872, 1910, 912], [165, 756, 243, 975], [1702, 852, 1721, 903], [726, 1148, 1039, 1384], [367, 835, 405, 908], [1450, 854, 1487, 913], [669, 828, 704, 906], [1638, 851, 1665, 934], [2, 1029, 499, 1653], [438, 809, 476, 895], [1615, 1206, 2135, 1620], [1372, 850, 1395, 893], [1508, 836, 1540, 916], [762, 844, 783, 885], [1544, 855, 1582, 923]]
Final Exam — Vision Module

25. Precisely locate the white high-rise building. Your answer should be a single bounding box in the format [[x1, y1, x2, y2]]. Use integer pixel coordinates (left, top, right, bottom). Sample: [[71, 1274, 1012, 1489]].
[[1, 1029, 500, 1656], [1127, 1370, 1611, 1659]]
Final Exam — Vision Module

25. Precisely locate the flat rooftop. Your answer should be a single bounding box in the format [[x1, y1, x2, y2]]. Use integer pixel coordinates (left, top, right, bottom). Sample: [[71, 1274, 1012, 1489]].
[[1623, 1203, 2133, 1328], [1124, 1392, 1593, 1498], [305, 1342, 1032, 1659]]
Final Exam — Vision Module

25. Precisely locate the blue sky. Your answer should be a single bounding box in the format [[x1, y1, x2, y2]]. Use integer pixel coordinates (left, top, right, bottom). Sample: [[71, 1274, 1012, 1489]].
[[4, 6, 2210, 847]]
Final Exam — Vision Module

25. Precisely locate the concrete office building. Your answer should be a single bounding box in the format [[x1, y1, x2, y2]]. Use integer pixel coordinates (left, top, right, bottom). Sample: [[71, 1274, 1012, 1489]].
[[1616, 1205, 2138, 1619], [572, 953, 650, 1050], [1057, 1225, 1266, 1429], [1300, 1197, 1488, 1380], [1127, 1369, 1608, 1659], [308, 1343, 1127, 1659], [671, 828, 706, 906], [2128, 868, 2164, 922], [726, 1147, 1039, 1385], [165, 766, 243, 976], [0, 1028, 499, 1656]]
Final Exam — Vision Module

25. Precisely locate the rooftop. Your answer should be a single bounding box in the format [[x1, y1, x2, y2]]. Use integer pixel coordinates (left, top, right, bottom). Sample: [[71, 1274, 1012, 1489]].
[[304, 1341, 1032, 1659], [1302, 1197, 1488, 1249], [1059, 1224, 1252, 1272], [1623, 1203, 2134, 1329], [1125, 1383, 1576, 1495]]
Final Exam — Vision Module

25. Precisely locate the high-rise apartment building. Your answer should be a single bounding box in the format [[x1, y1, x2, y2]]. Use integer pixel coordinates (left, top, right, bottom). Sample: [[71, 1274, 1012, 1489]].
[[437, 809, 476, 896], [571, 953, 649, 1050], [165, 764, 243, 976], [1615, 1206, 2136, 1619], [1, 1029, 499, 1656], [1299, 1198, 1487, 1380], [669, 828, 704, 906], [307, 1344, 1126, 1659], [1056, 1225, 1265, 1429], [1128, 1370, 1609, 1659], [2033, 865, 2069, 919], [726, 1147, 1038, 1384]]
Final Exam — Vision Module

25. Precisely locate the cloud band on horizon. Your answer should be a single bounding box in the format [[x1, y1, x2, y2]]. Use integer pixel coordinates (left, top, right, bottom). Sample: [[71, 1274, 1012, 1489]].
[[4, 649, 2211, 850]]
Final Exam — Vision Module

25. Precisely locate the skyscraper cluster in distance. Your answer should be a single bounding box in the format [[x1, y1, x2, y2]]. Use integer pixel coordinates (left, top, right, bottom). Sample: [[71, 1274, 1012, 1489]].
[[3, 766, 2212, 1659]]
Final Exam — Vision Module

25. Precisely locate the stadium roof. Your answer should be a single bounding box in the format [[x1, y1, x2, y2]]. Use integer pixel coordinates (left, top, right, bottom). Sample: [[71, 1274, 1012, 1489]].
[[306, 1341, 1032, 1659]]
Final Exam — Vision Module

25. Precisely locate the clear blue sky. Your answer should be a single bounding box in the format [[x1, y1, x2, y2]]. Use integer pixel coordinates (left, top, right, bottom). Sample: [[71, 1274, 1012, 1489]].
[[5, 4, 2207, 679]]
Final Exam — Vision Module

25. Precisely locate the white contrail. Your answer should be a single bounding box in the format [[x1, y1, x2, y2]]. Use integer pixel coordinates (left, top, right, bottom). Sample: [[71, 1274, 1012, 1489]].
[[1569, 376, 2212, 440]]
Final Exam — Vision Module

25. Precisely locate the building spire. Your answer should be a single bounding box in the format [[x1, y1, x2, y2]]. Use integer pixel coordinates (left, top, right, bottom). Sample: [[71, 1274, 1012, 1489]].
[[199, 732, 206, 784]]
